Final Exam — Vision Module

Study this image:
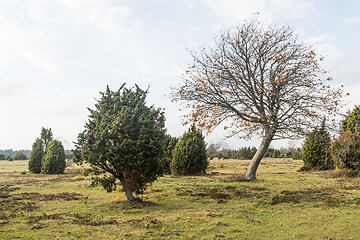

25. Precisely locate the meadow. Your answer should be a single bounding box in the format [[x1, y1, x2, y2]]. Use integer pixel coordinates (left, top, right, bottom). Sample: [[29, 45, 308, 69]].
[[0, 158, 359, 239]]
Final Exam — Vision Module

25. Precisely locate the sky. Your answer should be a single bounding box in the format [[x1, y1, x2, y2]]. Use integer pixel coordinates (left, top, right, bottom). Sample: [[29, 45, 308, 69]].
[[0, 0, 359, 150]]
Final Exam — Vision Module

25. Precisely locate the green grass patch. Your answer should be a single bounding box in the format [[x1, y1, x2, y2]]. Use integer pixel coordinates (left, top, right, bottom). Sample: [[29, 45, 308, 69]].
[[0, 159, 359, 239]]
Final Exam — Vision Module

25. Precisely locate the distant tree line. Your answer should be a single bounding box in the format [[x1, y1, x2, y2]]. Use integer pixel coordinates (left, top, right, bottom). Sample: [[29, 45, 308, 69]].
[[265, 147, 302, 159], [211, 147, 257, 160], [0, 149, 72, 161], [206, 144, 302, 160], [0, 149, 30, 160]]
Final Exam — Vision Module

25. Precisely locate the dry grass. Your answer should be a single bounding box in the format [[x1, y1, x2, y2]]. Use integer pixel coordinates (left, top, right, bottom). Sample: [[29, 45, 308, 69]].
[[0, 158, 359, 239]]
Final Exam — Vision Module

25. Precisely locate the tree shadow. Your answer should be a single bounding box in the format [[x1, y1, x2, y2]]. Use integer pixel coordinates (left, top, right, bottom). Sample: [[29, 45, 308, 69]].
[[270, 187, 344, 207]]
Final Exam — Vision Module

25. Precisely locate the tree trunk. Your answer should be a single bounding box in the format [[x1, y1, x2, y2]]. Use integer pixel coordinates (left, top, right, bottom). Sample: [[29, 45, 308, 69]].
[[120, 178, 136, 201], [245, 130, 275, 180]]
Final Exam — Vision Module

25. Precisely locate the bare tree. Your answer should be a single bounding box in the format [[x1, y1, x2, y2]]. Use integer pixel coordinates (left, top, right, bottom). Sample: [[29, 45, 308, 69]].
[[173, 20, 345, 180]]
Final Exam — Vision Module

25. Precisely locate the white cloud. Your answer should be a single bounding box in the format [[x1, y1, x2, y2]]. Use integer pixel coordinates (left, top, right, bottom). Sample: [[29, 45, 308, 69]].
[[305, 35, 338, 59], [201, 0, 313, 24], [108, 6, 132, 19], [301, 35, 359, 107], [201, 0, 266, 23], [345, 83, 360, 107], [331, 47, 360, 87], [59, 0, 85, 10], [0, 88, 99, 149], [0, 0, 358, 150], [0, 1, 139, 149], [269, 0, 312, 19], [0, 4, 65, 81], [0, 77, 28, 98], [343, 16, 360, 26]]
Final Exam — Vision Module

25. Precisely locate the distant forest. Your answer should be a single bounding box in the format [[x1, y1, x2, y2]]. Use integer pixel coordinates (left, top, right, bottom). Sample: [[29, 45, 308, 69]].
[[0, 149, 73, 160], [0, 149, 31, 159]]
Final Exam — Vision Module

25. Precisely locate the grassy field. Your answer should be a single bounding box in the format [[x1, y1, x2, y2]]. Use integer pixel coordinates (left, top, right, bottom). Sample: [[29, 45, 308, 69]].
[[0, 158, 360, 240]]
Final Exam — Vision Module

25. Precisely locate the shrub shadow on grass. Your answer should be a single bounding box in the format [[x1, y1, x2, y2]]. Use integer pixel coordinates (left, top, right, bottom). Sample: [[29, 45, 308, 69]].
[[26, 212, 120, 227], [175, 186, 231, 201], [71, 211, 162, 229], [270, 187, 343, 207], [221, 174, 266, 183], [234, 187, 270, 200], [14, 192, 85, 201], [27, 213, 66, 225], [0, 198, 39, 212], [175, 184, 270, 202], [1, 190, 86, 220], [222, 174, 249, 182], [72, 212, 119, 226], [107, 200, 161, 210], [0, 186, 20, 197]]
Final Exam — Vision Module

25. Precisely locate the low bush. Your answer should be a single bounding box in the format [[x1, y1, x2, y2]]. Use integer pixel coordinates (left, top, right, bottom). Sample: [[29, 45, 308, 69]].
[[160, 135, 178, 174], [302, 121, 333, 170], [28, 139, 44, 174], [14, 151, 27, 160], [171, 127, 207, 175], [331, 105, 360, 176], [331, 131, 360, 176], [41, 140, 66, 174]]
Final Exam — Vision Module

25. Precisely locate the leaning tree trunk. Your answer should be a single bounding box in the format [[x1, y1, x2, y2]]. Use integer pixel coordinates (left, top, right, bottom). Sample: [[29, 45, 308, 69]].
[[245, 129, 275, 180], [119, 178, 136, 201]]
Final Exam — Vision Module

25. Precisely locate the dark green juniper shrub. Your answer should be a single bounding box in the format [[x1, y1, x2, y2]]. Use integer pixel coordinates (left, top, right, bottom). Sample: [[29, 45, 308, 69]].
[[331, 131, 360, 176], [28, 138, 44, 174], [171, 126, 208, 175], [160, 134, 178, 174], [341, 105, 360, 134], [331, 105, 360, 176], [41, 140, 66, 174], [292, 150, 302, 160], [28, 127, 54, 174], [302, 120, 333, 170], [73, 85, 165, 201]]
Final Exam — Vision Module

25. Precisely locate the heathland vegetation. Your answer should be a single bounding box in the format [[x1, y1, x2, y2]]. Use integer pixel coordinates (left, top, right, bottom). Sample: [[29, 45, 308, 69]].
[[28, 128, 66, 175], [1, 19, 360, 239], [1, 158, 360, 239]]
